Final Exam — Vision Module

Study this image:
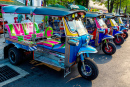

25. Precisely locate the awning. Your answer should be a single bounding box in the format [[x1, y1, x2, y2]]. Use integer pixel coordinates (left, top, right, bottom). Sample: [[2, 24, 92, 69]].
[[86, 12, 101, 17], [2, 6, 86, 16]]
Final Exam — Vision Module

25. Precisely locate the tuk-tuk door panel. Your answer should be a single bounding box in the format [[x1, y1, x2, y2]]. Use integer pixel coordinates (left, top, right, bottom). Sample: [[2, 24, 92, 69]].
[[94, 18, 101, 29], [64, 36, 82, 67], [109, 19, 118, 26], [94, 18, 100, 46]]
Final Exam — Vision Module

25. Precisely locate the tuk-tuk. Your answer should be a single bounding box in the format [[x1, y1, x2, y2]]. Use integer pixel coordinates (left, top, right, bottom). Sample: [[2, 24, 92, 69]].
[[121, 14, 130, 29], [104, 15, 124, 45], [2, 6, 98, 80], [114, 14, 128, 39], [84, 12, 116, 55]]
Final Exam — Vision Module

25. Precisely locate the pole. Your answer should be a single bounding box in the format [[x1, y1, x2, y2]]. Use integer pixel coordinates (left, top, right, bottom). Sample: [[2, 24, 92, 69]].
[[33, 15, 35, 44], [30, 0, 32, 6], [108, 0, 109, 12], [2, 13, 5, 39], [119, 0, 121, 14], [25, 0, 28, 19], [30, 0, 32, 21]]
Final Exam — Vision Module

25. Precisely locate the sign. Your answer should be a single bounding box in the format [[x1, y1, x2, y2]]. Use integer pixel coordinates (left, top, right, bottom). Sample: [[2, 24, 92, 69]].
[[0, 0, 13, 2]]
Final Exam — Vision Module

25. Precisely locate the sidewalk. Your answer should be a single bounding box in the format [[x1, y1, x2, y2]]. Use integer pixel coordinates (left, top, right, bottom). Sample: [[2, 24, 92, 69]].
[[0, 34, 6, 60]]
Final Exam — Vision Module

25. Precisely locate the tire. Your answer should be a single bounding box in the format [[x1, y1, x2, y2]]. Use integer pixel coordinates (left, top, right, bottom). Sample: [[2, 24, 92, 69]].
[[102, 42, 116, 55], [78, 58, 99, 80], [113, 35, 124, 45], [122, 32, 128, 39], [8, 47, 23, 65]]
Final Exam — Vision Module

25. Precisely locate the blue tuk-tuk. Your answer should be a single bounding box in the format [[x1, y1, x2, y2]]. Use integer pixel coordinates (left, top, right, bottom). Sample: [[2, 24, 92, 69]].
[[84, 12, 116, 55], [2, 6, 99, 80], [114, 14, 128, 39], [104, 15, 125, 45]]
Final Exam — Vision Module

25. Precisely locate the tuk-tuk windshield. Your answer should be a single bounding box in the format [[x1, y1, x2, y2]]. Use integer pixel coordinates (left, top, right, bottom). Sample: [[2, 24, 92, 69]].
[[67, 19, 88, 36], [118, 17, 123, 24], [97, 18, 107, 28], [111, 19, 118, 25], [87, 18, 95, 25]]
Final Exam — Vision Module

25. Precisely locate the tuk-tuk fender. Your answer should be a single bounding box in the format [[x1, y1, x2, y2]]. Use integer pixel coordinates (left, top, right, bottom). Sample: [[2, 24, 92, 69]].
[[122, 29, 128, 32], [121, 27, 128, 31], [114, 31, 123, 35], [120, 23, 125, 26], [78, 45, 97, 56], [102, 35, 114, 40]]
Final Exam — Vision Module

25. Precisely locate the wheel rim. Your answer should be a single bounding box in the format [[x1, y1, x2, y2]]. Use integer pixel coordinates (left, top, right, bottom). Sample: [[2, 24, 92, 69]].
[[105, 45, 113, 53], [115, 37, 122, 43], [9, 50, 16, 63], [81, 65, 92, 76]]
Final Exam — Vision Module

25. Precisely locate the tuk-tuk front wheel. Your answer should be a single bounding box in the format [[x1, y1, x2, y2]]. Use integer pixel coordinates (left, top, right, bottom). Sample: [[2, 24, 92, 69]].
[[8, 47, 23, 65], [102, 42, 116, 55], [78, 58, 99, 80], [113, 36, 124, 45], [122, 32, 128, 39]]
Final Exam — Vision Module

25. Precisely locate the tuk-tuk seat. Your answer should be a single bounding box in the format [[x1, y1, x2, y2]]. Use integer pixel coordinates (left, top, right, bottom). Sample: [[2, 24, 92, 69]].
[[37, 40, 61, 47], [37, 27, 61, 47], [22, 22, 44, 38], [5, 22, 44, 41]]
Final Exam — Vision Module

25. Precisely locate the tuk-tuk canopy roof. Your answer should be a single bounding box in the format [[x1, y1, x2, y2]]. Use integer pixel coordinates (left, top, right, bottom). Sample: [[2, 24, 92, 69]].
[[115, 14, 124, 17], [85, 12, 102, 18], [104, 13, 123, 17], [2, 5, 86, 16], [105, 15, 115, 18], [104, 13, 113, 15]]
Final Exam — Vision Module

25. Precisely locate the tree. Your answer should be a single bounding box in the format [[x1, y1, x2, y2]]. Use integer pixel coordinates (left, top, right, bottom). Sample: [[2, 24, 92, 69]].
[[75, 0, 89, 8], [46, 0, 74, 6], [93, 0, 130, 13], [44, 0, 46, 6]]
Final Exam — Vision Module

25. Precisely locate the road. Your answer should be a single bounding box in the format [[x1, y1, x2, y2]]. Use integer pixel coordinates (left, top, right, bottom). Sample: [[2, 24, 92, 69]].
[[2, 31, 130, 87]]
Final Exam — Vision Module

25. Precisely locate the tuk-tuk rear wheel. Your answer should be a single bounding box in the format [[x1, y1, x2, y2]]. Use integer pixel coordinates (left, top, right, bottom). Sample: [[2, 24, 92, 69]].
[[8, 47, 23, 65], [78, 58, 99, 80]]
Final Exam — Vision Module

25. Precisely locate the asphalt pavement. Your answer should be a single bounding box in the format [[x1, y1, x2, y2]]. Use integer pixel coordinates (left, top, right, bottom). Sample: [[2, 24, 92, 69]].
[[1, 31, 130, 87]]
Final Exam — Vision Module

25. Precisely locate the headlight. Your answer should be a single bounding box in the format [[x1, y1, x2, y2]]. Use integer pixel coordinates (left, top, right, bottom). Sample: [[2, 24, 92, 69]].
[[98, 29, 105, 33], [113, 27, 118, 30]]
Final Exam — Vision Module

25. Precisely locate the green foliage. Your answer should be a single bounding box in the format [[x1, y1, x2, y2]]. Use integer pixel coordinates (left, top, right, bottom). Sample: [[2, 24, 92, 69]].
[[0, 0, 24, 6], [46, 0, 74, 6], [92, 0, 130, 13]]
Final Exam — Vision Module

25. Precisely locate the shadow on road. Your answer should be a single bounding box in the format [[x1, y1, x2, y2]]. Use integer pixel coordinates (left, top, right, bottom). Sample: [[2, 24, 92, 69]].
[[116, 45, 122, 49], [36, 61, 92, 87], [89, 53, 112, 64], [5, 60, 92, 87]]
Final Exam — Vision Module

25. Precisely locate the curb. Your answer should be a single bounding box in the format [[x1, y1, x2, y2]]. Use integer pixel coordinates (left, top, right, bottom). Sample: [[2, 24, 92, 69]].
[[0, 58, 9, 64]]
